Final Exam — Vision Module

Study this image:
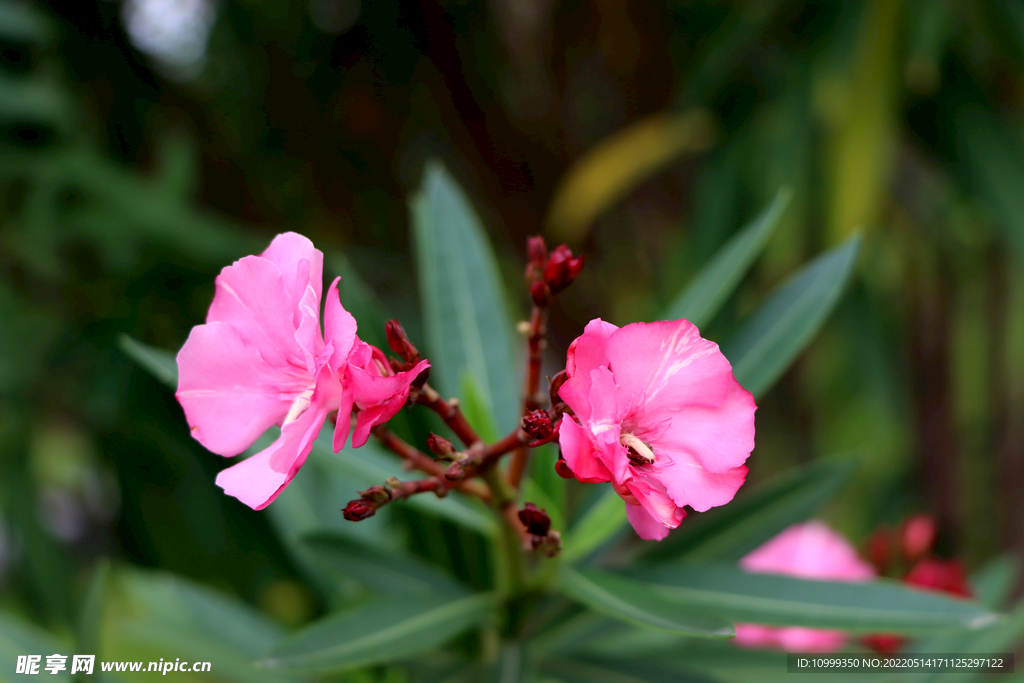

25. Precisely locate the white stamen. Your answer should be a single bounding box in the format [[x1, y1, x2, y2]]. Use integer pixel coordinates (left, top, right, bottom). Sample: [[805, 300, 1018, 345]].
[[620, 432, 654, 464], [284, 388, 315, 424]]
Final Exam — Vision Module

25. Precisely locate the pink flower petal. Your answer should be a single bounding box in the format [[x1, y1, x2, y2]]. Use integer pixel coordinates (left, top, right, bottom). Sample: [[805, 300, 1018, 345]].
[[176, 321, 308, 456], [205, 255, 305, 368], [566, 318, 617, 378], [260, 232, 323, 317], [214, 400, 329, 509], [734, 624, 848, 652], [644, 379, 756, 473], [741, 520, 876, 581], [657, 453, 748, 512], [605, 319, 737, 417], [558, 417, 612, 483], [323, 277, 357, 373], [625, 503, 672, 541]]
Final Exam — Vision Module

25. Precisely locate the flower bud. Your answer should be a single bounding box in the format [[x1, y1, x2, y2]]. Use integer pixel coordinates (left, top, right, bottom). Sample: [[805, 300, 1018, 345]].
[[544, 245, 584, 294], [906, 558, 972, 597], [343, 499, 376, 521], [555, 457, 575, 479], [900, 514, 936, 562], [522, 410, 554, 440], [549, 370, 568, 407], [445, 460, 466, 481], [359, 485, 392, 505], [530, 281, 550, 307], [527, 235, 548, 271], [426, 433, 455, 459], [385, 319, 421, 365], [518, 502, 551, 536]]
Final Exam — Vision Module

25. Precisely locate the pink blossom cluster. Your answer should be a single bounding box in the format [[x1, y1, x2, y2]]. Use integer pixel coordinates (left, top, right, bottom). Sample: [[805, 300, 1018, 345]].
[[735, 521, 876, 652], [175, 233, 427, 509], [556, 319, 756, 539]]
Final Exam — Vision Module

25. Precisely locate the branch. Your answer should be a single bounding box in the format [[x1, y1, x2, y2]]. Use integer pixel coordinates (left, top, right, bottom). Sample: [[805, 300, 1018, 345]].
[[371, 426, 490, 501], [415, 384, 482, 447], [509, 304, 548, 487]]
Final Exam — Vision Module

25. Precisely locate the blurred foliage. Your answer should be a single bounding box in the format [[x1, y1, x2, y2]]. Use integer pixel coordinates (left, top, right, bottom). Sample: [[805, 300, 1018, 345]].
[[2, 0, 1024, 680]]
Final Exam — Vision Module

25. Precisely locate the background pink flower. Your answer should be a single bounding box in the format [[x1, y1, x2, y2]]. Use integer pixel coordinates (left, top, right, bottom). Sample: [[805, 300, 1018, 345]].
[[735, 520, 876, 652], [176, 232, 424, 510], [557, 318, 756, 540]]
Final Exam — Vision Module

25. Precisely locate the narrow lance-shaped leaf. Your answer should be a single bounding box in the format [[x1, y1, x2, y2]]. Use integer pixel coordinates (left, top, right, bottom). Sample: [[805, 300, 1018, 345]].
[[723, 233, 861, 398], [410, 161, 519, 432], [625, 564, 1001, 633], [562, 485, 626, 564], [663, 188, 791, 329], [300, 532, 467, 597], [559, 567, 734, 637], [262, 593, 496, 673], [118, 334, 178, 389]]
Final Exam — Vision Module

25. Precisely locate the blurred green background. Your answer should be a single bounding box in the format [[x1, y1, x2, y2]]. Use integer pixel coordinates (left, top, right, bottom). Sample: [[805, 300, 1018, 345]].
[[2, 0, 1024, 657]]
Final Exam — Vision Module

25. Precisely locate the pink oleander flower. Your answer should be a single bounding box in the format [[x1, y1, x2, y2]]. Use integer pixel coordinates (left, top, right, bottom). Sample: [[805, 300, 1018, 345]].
[[735, 520, 876, 652], [556, 319, 756, 540], [175, 232, 427, 510]]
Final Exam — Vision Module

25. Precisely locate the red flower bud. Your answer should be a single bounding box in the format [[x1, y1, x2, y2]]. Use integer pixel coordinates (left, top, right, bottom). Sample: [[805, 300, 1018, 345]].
[[426, 433, 455, 458], [549, 370, 568, 407], [445, 460, 466, 481], [518, 502, 551, 536], [544, 245, 584, 294], [385, 319, 420, 365], [359, 485, 392, 505], [906, 558, 973, 598], [555, 457, 575, 479], [900, 514, 936, 562], [527, 235, 548, 271], [530, 281, 550, 307], [863, 633, 904, 655], [522, 410, 554, 440], [867, 526, 893, 574], [343, 499, 376, 521]]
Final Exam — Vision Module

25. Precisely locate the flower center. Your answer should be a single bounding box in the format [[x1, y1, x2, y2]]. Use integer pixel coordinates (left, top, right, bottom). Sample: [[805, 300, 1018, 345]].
[[620, 432, 654, 466], [284, 387, 315, 424]]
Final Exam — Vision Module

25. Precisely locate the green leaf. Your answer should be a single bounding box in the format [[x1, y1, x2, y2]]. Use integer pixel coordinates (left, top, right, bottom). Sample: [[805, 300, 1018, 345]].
[[562, 485, 626, 564], [723, 233, 861, 398], [560, 567, 734, 637], [663, 188, 791, 329], [640, 457, 857, 564], [117, 335, 178, 389], [300, 532, 467, 597], [539, 656, 717, 683], [262, 592, 495, 673], [77, 559, 110, 656], [103, 568, 296, 683], [971, 554, 1022, 609], [410, 160, 519, 433], [0, 612, 71, 682], [626, 564, 1000, 633]]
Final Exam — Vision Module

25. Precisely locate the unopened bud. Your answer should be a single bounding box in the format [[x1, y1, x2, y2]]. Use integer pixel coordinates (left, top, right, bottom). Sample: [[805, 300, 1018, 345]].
[[906, 558, 973, 597], [542, 529, 562, 558], [901, 514, 936, 562], [426, 433, 455, 459], [549, 370, 568, 406], [527, 235, 548, 271], [518, 502, 551, 536], [343, 499, 376, 521], [530, 281, 550, 307], [555, 457, 575, 479], [385, 319, 421, 365], [544, 245, 584, 294], [359, 485, 392, 505], [445, 460, 466, 481], [522, 410, 554, 440]]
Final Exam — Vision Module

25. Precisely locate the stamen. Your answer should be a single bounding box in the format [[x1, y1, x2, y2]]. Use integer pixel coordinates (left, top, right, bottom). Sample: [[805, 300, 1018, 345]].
[[620, 432, 654, 466], [284, 388, 315, 424]]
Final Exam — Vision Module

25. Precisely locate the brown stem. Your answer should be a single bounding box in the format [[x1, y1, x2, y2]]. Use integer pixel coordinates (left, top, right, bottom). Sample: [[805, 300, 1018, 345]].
[[390, 477, 446, 502], [415, 384, 482, 447], [371, 425, 491, 501], [509, 305, 548, 487]]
